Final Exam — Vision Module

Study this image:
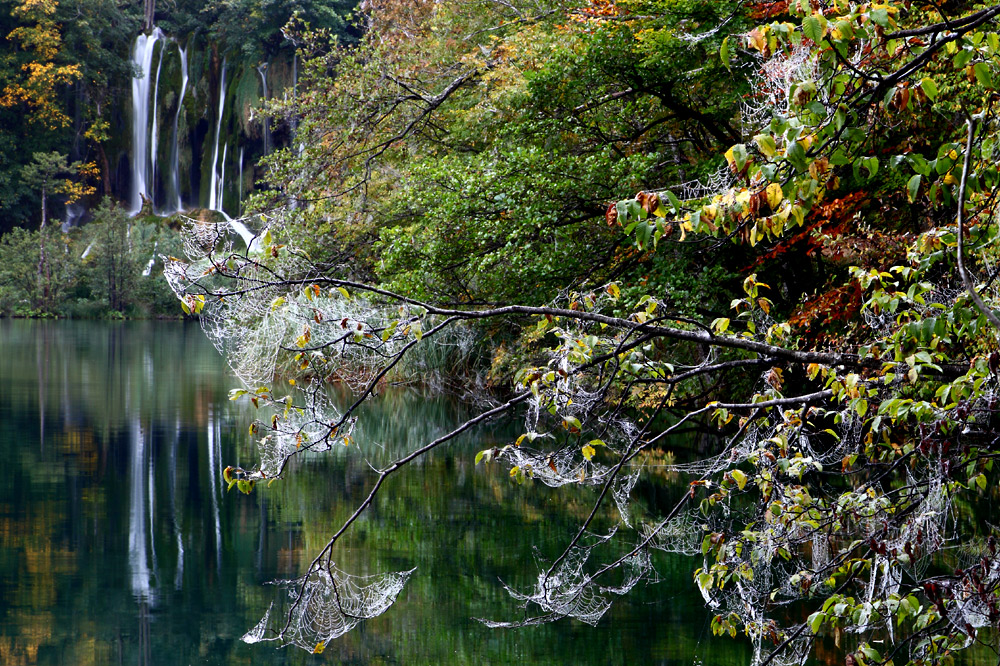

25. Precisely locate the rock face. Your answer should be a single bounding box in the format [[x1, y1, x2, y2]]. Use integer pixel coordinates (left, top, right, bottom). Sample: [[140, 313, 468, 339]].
[[111, 28, 296, 218]]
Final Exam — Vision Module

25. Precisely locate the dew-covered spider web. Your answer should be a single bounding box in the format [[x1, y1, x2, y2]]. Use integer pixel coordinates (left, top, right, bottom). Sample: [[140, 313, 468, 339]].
[[480, 529, 652, 628], [243, 565, 415, 652]]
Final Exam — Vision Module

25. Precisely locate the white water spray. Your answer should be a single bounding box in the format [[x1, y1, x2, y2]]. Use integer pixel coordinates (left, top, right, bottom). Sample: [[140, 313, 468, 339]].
[[167, 45, 189, 214], [150, 44, 165, 209], [129, 28, 165, 214], [208, 58, 228, 214]]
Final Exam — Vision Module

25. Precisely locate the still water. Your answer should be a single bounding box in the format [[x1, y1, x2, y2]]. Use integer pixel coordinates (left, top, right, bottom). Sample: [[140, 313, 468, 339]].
[[0, 320, 750, 664]]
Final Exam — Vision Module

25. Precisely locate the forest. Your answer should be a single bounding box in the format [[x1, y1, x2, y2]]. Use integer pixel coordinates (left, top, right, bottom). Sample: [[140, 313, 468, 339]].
[[4, 0, 1000, 664]]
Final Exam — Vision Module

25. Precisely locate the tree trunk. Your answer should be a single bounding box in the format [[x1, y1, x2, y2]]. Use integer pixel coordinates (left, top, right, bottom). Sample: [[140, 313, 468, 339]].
[[144, 0, 155, 32], [97, 142, 112, 197], [37, 186, 49, 306]]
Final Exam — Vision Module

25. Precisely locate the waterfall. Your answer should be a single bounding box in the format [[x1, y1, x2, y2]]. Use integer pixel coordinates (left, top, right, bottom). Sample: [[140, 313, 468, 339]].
[[207, 58, 228, 213], [166, 45, 189, 215], [219, 143, 228, 211], [256, 63, 271, 156], [150, 44, 165, 209], [129, 28, 165, 214], [228, 218, 259, 251], [142, 241, 158, 276], [63, 202, 86, 232], [238, 146, 244, 214]]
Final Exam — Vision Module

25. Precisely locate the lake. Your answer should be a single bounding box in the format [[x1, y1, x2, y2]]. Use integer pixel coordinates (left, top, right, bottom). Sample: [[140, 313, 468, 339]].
[[0, 319, 754, 664]]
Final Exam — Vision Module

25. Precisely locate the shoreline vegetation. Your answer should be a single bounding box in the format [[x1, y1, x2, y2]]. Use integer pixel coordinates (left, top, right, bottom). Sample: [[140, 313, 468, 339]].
[[0, 200, 227, 320]]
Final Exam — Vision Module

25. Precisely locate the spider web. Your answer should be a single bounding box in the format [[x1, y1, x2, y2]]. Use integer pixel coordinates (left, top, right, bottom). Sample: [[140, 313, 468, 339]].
[[480, 529, 652, 628], [243, 565, 416, 652]]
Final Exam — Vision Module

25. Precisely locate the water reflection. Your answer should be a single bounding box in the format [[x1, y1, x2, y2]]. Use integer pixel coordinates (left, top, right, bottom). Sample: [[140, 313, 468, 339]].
[[0, 320, 755, 664]]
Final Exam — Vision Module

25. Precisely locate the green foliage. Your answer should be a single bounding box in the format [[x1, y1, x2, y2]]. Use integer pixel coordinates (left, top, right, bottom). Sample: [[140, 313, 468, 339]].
[[0, 199, 182, 318], [255, 0, 748, 308], [141, 1, 1000, 664]]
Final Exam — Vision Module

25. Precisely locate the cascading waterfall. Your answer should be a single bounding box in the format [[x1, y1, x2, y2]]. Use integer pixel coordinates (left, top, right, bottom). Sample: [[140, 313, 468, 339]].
[[122, 30, 286, 220], [129, 28, 164, 214], [238, 146, 244, 214], [256, 63, 271, 156], [208, 58, 228, 213], [166, 45, 188, 215], [220, 143, 229, 211], [150, 44, 165, 209]]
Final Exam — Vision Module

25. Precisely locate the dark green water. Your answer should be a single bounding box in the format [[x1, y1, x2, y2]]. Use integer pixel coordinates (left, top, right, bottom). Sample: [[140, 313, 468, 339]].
[[0, 320, 751, 665]]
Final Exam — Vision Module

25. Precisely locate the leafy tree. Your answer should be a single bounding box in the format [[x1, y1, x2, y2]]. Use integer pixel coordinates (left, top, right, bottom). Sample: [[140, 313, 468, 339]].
[[0, 0, 82, 129], [161, 0, 1000, 664], [256, 0, 746, 307], [84, 199, 136, 313], [21, 151, 95, 306], [203, 0, 359, 62]]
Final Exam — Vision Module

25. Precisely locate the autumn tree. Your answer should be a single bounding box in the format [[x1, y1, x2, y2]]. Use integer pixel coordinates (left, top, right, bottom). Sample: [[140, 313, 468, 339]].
[[21, 151, 95, 305], [0, 0, 81, 129], [166, 1, 1000, 664]]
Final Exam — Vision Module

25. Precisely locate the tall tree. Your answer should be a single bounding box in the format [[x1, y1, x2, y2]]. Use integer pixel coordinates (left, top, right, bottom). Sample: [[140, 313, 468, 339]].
[[0, 0, 81, 129], [21, 151, 95, 304]]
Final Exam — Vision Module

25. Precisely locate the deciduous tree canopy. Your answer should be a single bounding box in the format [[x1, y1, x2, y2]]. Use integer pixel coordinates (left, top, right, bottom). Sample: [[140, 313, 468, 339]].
[[159, 0, 1000, 663]]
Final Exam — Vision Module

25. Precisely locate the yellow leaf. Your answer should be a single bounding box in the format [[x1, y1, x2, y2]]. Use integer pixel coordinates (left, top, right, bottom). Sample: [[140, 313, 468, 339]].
[[313, 642, 326, 654], [766, 183, 783, 210], [731, 469, 748, 491]]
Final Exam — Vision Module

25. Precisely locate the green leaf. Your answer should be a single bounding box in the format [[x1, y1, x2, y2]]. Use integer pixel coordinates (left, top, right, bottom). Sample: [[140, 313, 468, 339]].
[[337, 286, 351, 299], [786, 140, 806, 171], [754, 134, 777, 158], [974, 62, 994, 88], [865, 156, 879, 178], [869, 7, 889, 27], [731, 143, 748, 170], [665, 190, 681, 214], [920, 77, 938, 101], [802, 14, 827, 44], [720, 36, 731, 70], [907, 174, 921, 203], [954, 48, 975, 69]]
